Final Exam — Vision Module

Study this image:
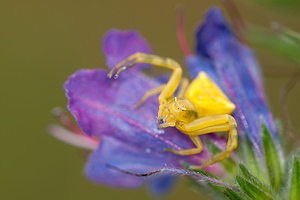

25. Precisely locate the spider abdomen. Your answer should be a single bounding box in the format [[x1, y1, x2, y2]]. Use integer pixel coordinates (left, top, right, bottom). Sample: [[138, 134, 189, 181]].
[[185, 72, 235, 117]]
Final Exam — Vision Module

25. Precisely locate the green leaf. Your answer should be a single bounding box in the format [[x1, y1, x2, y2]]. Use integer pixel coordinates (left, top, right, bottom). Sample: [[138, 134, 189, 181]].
[[248, 25, 300, 67], [242, 135, 265, 181], [250, 0, 300, 8], [206, 139, 236, 175], [188, 168, 217, 178], [182, 165, 230, 199], [289, 155, 300, 200], [189, 169, 225, 192], [239, 164, 273, 196], [275, 119, 285, 151], [182, 163, 222, 187], [236, 175, 274, 200], [189, 169, 244, 200], [223, 188, 247, 200], [185, 176, 221, 200], [181, 162, 191, 170], [262, 123, 282, 190]]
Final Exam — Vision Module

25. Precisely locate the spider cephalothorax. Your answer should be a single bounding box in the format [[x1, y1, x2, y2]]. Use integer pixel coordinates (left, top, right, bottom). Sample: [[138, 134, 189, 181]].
[[108, 52, 238, 169], [157, 97, 198, 129]]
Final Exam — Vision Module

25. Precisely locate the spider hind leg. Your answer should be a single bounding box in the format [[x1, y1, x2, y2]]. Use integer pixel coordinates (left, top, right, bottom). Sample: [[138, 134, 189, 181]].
[[167, 114, 238, 169], [165, 135, 203, 155]]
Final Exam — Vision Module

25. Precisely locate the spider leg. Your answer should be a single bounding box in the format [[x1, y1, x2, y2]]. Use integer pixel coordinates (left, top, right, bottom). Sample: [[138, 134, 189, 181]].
[[135, 77, 189, 109], [177, 77, 189, 98], [108, 52, 182, 104], [194, 116, 237, 169], [165, 135, 203, 155], [164, 123, 227, 156], [170, 114, 238, 169], [135, 84, 165, 109]]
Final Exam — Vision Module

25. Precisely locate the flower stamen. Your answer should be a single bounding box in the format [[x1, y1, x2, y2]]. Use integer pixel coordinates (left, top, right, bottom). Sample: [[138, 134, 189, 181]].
[[176, 8, 192, 56], [49, 124, 99, 150]]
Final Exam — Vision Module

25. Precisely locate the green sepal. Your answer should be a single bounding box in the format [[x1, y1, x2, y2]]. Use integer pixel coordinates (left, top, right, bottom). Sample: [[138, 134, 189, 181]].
[[275, 119, 285, 152], [183, 163, 239, 199], [184, 175, 220, 200], [205, 139, 236, 175], [236, 175, 274, 200], [250, 0, 300, 8], [182, 162, 223, 189], [182, 163, 229, 199], [289, 155, 300, 200], [239, 164, 273, 196], [182, 162, 220, 181], [181, 162, 191, 170], [242, 135, 265, 181], [248, 25, 300, 67], [223, 188, 247, 200], [189, 169, 225, 193], [190, 169, 243, 200], [261, 123, 282, 190]]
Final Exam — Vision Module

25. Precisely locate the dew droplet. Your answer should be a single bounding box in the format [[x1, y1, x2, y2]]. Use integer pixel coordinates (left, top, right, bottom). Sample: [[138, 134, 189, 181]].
[[153, 128, 165, 135]]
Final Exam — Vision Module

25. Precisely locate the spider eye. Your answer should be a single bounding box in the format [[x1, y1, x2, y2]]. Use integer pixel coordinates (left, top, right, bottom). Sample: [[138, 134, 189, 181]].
[[177, 103, 186, 111], [175, 105, 186, 111]]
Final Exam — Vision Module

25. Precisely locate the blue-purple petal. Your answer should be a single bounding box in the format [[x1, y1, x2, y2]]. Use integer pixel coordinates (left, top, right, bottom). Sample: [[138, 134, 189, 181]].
[[196, 7, 231, 58], [187, 7, 277, 153], [148, 175, 178, 196], [65, 68, 216, 187], [64, 29, 226, 189], [85, 138, 146, 188], [103, 29, 152, 71], [185, 55, 219, 86]]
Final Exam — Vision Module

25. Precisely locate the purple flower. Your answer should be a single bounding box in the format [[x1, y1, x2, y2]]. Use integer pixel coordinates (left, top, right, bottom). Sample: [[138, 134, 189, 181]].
[[50, 7, 277, 195], [185, 7, 277, 154], [55, 29, 226, 194]]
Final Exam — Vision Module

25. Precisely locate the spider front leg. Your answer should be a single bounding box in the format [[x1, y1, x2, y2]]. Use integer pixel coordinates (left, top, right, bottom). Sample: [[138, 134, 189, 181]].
[[135, 77, 189, 109], [168, 115, 238, 169], [134, 84, 165, 109], [107, 52, 182, 104]]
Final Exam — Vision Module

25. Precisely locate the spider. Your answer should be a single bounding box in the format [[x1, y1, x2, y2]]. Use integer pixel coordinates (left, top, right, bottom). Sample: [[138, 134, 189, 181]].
[[108, 53, 238, 169]]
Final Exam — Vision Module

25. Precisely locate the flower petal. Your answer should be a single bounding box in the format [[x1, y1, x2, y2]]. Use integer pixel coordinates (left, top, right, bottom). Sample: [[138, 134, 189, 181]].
[[65, 68, 218, 186], [148, 175, 178, 196], [64, 69, 155, 136], [103, 29, 152, 70], [65, 68, 213, 157], [64, 29, 228, 188], [85, 138, 150, 188], [187, 7, 277, 153]]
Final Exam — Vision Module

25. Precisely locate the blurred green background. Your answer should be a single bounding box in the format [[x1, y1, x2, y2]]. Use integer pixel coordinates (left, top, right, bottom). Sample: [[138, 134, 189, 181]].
[[1, 0, 300, 199]]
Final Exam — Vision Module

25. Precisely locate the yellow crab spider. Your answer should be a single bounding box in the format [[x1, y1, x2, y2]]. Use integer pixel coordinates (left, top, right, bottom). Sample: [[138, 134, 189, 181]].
[[108, 53, 238, 169]]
